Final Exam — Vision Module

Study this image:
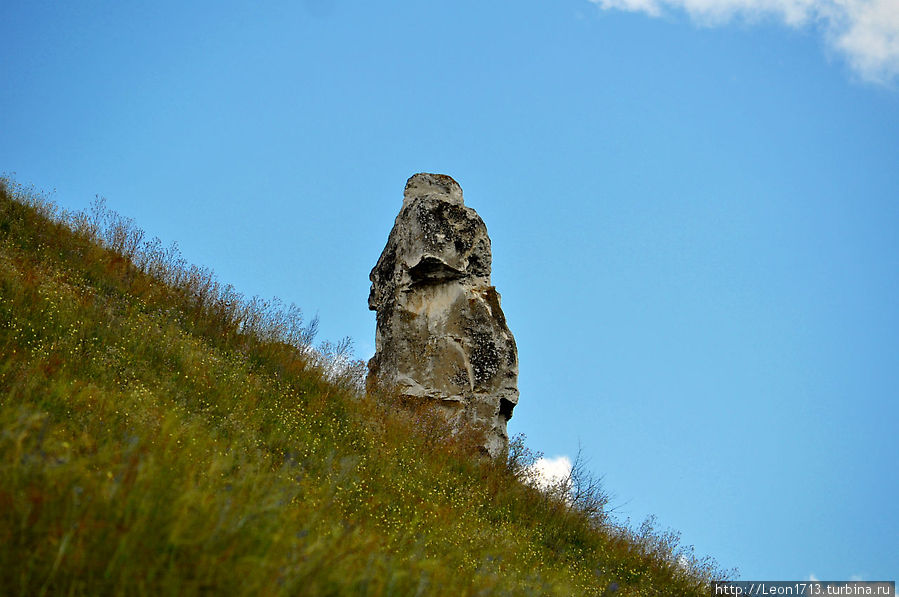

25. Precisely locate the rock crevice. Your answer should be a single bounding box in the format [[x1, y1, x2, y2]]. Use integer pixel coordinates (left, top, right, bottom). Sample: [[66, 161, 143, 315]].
[[368, 173, 519, 457]]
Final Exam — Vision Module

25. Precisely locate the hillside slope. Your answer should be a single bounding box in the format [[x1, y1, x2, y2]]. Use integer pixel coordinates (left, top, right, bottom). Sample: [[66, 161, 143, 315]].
[[0, 179, 723, 596]]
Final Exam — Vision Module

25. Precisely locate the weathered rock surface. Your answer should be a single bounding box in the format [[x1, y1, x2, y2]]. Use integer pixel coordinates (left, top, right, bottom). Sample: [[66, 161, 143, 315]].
[[367, 173, 519, 458]]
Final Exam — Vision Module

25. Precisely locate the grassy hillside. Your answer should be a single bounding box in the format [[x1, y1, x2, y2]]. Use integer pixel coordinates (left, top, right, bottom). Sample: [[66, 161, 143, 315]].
[[0, 178, 725, 596]]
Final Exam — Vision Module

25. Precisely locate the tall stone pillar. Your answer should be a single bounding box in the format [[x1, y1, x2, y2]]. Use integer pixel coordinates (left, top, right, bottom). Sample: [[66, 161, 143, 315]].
[[367, 173, 519, 457]]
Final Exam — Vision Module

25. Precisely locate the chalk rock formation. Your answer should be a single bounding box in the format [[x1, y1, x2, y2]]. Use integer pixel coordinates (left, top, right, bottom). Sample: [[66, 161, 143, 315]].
[[368, 173, 519, 458]]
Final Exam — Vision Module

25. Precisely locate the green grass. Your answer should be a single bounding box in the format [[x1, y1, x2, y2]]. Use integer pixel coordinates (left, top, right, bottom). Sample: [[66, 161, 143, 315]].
[[0, 178, 727, 596]]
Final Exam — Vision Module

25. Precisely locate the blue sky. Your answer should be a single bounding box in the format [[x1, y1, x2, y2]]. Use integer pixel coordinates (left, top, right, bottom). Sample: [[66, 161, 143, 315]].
[[2, 0, 897, 581]]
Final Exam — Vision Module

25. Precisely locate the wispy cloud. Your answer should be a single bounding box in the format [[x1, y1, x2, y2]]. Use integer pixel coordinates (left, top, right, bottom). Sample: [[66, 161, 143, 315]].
[[588, 0, 899, 85]]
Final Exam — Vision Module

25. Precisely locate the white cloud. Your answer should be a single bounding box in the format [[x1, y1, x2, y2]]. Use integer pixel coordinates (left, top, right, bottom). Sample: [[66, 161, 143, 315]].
[[526, 455, 573, 491], [589, 0, 899, 84], [808, 573, 819, 581]]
